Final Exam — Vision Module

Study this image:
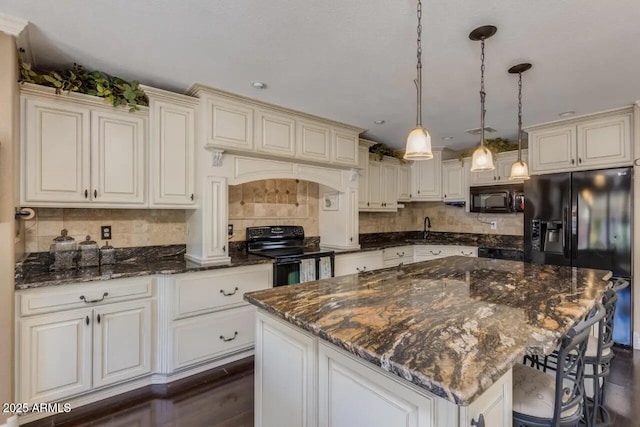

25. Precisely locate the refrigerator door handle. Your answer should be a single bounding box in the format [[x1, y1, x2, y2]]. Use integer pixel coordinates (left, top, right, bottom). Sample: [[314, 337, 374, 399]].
[[562, 207, 570, 259]]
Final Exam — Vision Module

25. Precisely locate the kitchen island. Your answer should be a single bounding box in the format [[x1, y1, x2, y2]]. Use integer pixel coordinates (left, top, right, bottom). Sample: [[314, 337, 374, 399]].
[[244, 256, 611, 427]]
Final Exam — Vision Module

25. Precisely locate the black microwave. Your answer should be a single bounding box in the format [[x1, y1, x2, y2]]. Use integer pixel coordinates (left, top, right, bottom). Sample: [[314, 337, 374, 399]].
[[470, 185, 524, 213]]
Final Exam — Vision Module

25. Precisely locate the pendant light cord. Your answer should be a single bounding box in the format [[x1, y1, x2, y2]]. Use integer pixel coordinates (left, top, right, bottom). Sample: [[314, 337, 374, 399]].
[[479, 37, 486, 149], [415, 0, 423, 127], [517, 71, 523, 162]]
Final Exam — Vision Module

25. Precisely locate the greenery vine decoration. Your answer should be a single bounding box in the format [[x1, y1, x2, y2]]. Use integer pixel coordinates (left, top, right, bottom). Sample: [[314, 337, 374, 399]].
[[457, 137, 518, 161], [369, 143, 409, 163], [18, 48, 148, 112]]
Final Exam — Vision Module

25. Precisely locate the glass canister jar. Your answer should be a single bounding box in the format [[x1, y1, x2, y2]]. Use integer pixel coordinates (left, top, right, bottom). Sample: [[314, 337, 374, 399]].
[[49, 229, 77, 271], [77, 235, 100, 268], [100, 243, 116, 266]]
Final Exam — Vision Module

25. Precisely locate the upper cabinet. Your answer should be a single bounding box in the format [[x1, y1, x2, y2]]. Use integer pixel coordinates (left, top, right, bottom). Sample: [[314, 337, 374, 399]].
[[469, 150, 528, 186], [527, 109, 632, 175], [21, 85, 147, 207], [397, 163, 411, 202], [358, 141, 399, 212], [441, 159, 466, 202], [145, 86, 197, 208], [191, 85, 362, 168], [411, 150, 442, 201]]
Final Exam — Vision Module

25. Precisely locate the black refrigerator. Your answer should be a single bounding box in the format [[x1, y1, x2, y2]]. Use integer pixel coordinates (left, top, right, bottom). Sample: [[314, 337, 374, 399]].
[[524, 167, 633, 346]]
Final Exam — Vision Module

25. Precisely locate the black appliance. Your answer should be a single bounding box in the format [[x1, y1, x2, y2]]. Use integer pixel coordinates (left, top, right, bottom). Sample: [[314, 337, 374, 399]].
[[478, 247, 524, 261], [246, 226, 335, 287], [470, 184, 525, 213], [524, 167, 633, 346]]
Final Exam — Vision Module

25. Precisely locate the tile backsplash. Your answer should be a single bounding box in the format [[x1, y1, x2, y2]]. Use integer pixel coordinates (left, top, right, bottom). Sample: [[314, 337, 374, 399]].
[[25, 209, 187, 252], [359, 202, 523, 235], [228, 179, 319, 241]]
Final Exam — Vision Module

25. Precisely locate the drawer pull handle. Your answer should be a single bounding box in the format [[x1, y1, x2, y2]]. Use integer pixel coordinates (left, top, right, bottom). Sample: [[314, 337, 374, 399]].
[[396, 252, 405, 257], [356, 266, 367, 273], [220, 287, 239, 297], [430, 251, 441, 255], [79, 292, 109, 304], [471, 414, 485, 427], [220, 331, 238, 342]]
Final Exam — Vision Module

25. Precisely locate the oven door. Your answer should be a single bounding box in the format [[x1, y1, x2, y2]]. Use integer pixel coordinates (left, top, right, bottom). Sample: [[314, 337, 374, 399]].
[[273, 259, 301, 287], [470, 189, 511, 213]]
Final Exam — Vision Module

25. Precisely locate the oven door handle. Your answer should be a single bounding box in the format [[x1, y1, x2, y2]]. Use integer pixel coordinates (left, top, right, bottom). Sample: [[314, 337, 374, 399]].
[[275, 259, 303, 265]]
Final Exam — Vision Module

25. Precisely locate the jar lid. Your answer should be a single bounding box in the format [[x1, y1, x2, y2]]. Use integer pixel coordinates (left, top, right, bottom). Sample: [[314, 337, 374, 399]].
[[79, 235, 97, 245], [53, 229, 74, 242]]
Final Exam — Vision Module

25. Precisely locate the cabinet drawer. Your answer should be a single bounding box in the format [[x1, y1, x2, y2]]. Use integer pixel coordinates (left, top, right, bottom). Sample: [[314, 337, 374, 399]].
[[382, 246, 414, 262], [413, 245, 455, 258], [18, 277, 154, 317], [174, 264, 272, 318], [172, 305, 256, 370]]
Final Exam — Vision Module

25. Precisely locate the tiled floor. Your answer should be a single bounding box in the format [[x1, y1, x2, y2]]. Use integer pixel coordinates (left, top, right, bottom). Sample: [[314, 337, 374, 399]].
[[25, 349, 638, 426]]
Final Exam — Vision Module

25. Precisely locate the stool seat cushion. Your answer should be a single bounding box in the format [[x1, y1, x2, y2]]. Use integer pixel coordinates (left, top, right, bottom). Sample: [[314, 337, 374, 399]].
[[513, 364, 580, 419], [585, 335, 612, 359]]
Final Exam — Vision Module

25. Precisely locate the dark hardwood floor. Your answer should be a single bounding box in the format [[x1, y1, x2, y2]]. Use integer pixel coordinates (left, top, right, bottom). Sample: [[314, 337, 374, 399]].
[[24, 348, 638, 426]]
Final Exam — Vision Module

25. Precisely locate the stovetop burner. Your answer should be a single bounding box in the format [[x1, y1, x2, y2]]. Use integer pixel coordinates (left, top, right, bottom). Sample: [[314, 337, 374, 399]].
[[245, 225, 334, 260]]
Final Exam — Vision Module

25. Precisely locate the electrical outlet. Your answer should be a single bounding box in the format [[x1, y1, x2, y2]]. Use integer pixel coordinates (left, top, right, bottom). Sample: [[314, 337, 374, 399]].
[[490, 221, 497, 230], [101, 225, 112, 240], [228, 224, 234, 236]]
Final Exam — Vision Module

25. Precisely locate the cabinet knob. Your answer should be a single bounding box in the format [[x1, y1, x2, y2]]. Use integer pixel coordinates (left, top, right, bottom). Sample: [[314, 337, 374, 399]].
[[349, 237, 353, 242], [498, 176, 501, 180], [97, 314, 101, 324], [190, 193, 194, 201], [84, 189, 88, 199], [94, 189, 97, 198], [578, 158, 582, 164], [220, 331, 238, 342], [444, 194, 447, 198], [493, 176, 496, 181], [417, 190, 421, 194], [220, 287, 239, 297], [222, 245, 226, 252], [571, 159, 575, 165], [85, 316, 89, 326], [409, 194, 412, 198], [367, 202, 370, 207]]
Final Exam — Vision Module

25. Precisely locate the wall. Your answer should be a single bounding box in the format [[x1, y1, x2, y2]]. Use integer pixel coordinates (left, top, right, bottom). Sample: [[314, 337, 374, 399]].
[[359, 202, 523, 235], [228, 179, 319, 241], [0, 33, 19, 422], [24, 209, 186, 252]]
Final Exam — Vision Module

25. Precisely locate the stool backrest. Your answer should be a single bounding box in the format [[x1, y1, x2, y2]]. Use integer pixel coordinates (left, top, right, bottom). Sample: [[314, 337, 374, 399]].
[[598, 289, 619, 357], [553, 303, 606, 423]]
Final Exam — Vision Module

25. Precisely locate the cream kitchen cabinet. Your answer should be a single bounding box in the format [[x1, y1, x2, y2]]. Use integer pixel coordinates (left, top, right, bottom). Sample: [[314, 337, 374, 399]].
[[17, 277, 153, 404], [332, 127, 359, 167], [296, 119, 331, 162], [145, 86, 197, 208], [469, 150, 528, 186], [441, 159, 466, 202], [383, 245, 415, 268], [20, 84, 147, 207], [414, 245, 477, 263], [357, 145, 370, 209], [334, 250, 384, 276], [257, 108, 297, 157], [411, 149, 442, 201], [368, 159, 398, 211], [397, 163, 412, 202], [527, 109, 632, 174], [204, 94, 254, 151]]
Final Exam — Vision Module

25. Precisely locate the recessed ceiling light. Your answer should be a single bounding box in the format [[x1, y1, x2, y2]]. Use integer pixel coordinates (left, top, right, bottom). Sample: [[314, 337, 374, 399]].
[[559, 111, 575, 117], [252, 81, 267, 89], [373, 120, 385, 125], [442, 136, 454, 140]]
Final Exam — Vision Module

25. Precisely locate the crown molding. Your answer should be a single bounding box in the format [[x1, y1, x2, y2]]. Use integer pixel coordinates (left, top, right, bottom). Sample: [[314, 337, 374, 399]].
[[0, 13, 28, 37]]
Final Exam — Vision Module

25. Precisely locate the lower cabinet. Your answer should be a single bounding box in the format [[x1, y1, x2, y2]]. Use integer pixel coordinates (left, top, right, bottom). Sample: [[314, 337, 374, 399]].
[[414, 245, 477, 262], [383, 245, 415, 268], [18, 288, 152, 403], [334, 250, 384, 276]]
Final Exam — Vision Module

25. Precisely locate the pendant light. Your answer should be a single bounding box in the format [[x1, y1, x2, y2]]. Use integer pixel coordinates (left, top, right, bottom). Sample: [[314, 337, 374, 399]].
[[469, 26, 497, 172], [508, 63, 532, 180], [403, 0, 433, 160]]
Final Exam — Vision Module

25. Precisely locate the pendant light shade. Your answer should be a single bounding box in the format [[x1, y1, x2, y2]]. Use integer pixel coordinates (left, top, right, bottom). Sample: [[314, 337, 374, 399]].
[[508, 62, 532, 181], [403, 0, 433, 161], [469, 25, 497, 172], [405, 126, 433, 160], [470, 146, 495, 171]]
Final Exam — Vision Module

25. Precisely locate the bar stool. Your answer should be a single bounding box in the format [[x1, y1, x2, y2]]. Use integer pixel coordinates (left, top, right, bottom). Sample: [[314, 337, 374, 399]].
[[583, 279, 628, 427], [513, 303, 606, 427]]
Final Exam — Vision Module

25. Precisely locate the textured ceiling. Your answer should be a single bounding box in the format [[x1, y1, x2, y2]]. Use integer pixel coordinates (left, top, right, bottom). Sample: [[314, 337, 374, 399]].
[[2, 0, 640, 150]]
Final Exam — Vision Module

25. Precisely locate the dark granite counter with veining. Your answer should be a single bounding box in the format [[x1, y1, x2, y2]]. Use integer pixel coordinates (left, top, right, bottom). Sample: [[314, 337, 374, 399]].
[[14, 245, 273, 290], [244, 256, 611, 405]]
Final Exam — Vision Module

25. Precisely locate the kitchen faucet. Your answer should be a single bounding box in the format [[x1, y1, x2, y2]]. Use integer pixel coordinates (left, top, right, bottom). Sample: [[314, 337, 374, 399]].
[[423, 216, 431, 240]]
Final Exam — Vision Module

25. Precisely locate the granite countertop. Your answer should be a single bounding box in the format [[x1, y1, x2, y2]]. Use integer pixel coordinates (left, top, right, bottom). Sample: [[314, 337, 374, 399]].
[[244, 256, 611, 405], [14, 245, 273, 290]]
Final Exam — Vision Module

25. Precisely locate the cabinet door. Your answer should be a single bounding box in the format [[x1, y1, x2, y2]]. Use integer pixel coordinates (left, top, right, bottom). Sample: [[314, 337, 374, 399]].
[[297, 120, 331, 162], [529, 125, 577, 174], [442, 160, 465, 202], [411, 150, 442, 200], [462, 369, 512, 427], [357, 146, 370, 209], [382, 162, 398, 210], [206, 97, 254, 150], [469, 166, 496, 186], [577, 114, 632, 168], [93, 300, 152, 388], [149, 99, 196, 207], [19, 308, 93, 402], [203, 176, 229, 259], [91, 110, 146, 204], [397, 164, 412, 202], [332, 128, 358, 167], [334, 251, 384, 276], [256, 109, 296, 157], [495, 151, 518, 183], [368, 161, 383, 209], [22, 97, 91, 203]]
